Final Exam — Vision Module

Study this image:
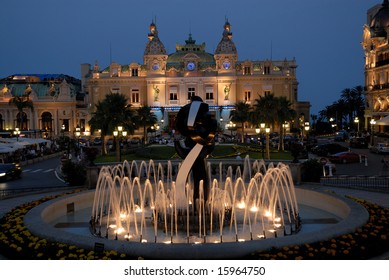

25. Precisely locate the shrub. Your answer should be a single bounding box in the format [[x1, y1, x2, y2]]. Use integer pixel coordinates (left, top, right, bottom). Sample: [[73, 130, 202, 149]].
[[301, 159, 322, 182], [61, 160, 86, 186]]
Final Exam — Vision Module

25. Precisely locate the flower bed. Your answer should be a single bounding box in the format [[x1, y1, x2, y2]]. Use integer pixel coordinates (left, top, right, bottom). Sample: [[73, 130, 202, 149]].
[[249, 197, 389, 260], [0, 191, 135, 260], [0, 192, 388, 260]]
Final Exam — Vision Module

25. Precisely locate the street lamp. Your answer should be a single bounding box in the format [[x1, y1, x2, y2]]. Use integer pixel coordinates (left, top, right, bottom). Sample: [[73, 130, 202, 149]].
[[354, 117, 359, 133], [226, 121, 236, 139], [304, 122, 310, 139], [281, 122, 289, 150], [75, 125, 81, 149], [14, 127, 20, 142], [265, 127, 270, 160], [61, 124, 65, 138], [260, 123, 266, 158], [255, 127, 261, 158], [113, 126, 127, 162], [370, 119, 376, 146]]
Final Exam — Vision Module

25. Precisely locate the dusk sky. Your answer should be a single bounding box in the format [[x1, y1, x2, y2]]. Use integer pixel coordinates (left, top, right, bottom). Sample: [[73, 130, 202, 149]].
[[0, 0, 381, 115]]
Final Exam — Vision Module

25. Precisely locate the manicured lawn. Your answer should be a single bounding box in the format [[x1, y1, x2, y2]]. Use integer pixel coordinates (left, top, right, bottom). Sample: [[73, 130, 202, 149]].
[[95, 144, 294, 163]]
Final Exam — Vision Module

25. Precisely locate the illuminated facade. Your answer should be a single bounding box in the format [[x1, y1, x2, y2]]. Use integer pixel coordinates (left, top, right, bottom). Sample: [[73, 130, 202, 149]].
[[362, 0, 389, 129], [0, 74, 86, 137], [0, 20, 310, 139], [82, 20, 310, 137]]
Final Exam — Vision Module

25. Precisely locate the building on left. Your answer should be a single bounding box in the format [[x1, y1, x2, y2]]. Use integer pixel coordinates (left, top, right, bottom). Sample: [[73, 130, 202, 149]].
[[0, 74, 88, 138]]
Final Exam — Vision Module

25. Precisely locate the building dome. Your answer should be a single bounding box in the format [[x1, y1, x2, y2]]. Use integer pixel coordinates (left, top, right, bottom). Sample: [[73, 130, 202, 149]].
[[370, 0, 389, 38], [144, 21, 167, 55], [166, 34, 215, 70], [215, 19, 237, 55]]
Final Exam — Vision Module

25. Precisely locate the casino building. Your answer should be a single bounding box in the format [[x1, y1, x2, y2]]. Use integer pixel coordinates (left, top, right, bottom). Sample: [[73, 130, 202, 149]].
[[82, 19, 310, 138], [0, 20, 310, 139]]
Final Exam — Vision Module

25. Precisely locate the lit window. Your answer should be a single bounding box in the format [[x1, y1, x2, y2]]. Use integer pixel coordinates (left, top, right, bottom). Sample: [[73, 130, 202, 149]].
[[205, 87, 213, 100], [131, 89, 139, 103], [170, 87, 178, 100], [244, 90, 251, 101], [187, 87, 195, 100]]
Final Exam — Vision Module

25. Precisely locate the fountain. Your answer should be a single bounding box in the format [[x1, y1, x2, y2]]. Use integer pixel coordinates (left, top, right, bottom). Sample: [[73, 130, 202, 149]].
[[90, 96, 300, 244], [90, 158, 300, 244]]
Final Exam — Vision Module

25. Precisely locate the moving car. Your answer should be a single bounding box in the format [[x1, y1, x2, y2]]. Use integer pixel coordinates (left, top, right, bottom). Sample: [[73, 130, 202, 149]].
[[0, 163, 22, 181], [328, 151, 360, 163]]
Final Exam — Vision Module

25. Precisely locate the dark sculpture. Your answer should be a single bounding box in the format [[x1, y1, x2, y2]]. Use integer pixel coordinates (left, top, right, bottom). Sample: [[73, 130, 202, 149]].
[[174, 96, 217, 209]]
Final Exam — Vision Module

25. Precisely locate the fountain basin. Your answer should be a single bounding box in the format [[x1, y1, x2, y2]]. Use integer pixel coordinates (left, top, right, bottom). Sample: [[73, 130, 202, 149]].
[[24, 187, 368, 259]]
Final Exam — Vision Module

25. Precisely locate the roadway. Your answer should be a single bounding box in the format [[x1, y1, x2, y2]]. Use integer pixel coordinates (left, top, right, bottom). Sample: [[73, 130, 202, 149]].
[[0, 155, 67, 194], [310, 137, 387, 177]]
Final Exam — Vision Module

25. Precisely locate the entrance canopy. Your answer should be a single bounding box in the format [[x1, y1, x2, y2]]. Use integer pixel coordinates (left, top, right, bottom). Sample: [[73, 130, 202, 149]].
[[375, 115, 389, 126]]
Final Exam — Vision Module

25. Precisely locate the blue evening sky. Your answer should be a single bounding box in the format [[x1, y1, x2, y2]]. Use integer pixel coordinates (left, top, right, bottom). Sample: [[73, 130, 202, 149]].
[[0, 0, 381, 115]]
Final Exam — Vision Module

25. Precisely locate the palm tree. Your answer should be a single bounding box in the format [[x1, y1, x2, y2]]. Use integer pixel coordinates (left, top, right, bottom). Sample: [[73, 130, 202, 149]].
[[136, 105, 157, 144], [341, 86, 365, 128], [8, 89, 34, 130], [275, 96, 296, 150], [253, 92, 278, 128], [89, 93, 136, 155], [229, 101, 252, 143]]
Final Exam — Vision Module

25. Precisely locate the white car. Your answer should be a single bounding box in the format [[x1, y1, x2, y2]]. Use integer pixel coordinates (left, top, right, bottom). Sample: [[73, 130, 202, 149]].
[[370, 143, 389, 154]]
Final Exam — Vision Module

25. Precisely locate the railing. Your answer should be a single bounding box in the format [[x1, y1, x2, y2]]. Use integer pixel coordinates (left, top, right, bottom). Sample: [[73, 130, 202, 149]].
[[320, 175, 389, 192]]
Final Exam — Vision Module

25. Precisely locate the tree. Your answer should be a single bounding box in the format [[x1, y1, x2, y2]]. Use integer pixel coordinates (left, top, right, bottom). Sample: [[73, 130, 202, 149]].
[[136, 105, 157, 144], [254, 93, 296, 150], [229, 101, 252, 143], [89, 93, 136, 155], [275, 96, 296, 150], [340, 86, 365, 129], [253, 92, 278, 129], [8, 87, 34, 130]]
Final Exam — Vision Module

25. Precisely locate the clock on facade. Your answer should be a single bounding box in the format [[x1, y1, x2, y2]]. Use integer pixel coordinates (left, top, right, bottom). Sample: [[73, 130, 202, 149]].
[[152, 63, 160, 70], [187, 62, 196, 71], [223, 61, 231, 70]]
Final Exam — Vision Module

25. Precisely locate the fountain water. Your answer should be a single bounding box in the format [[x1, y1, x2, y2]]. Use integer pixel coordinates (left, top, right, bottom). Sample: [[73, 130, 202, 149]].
[[90, 156, 301, 244]]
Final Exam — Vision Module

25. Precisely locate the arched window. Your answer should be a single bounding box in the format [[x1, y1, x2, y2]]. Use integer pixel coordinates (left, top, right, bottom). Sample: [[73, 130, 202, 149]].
[[41, 112, 53, 131], [16, 112, 28, 130]]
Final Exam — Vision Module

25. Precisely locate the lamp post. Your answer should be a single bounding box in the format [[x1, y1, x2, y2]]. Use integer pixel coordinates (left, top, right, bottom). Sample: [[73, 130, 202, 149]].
[[113, 126, 127, 162], [14, 127, 20, 142], [370, 119, 376, 146], [265, 127, 270, 160], [61, 124, 65, 138], [260, 123, 266, 158], [226, 121, 236, 141], [304, 122, 310, 140], [282, 122, 289, 151], [255, 127, 261, 158], [75, 125, 81, 149], [354, 117, 359, 133]]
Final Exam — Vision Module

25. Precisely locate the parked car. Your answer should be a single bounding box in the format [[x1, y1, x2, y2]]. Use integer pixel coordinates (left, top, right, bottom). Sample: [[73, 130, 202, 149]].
[[349, 137, 368, 148], [0, 163, 22, 181], [328, 151, 360, 163], [370, 142, 389, 154], [311, 143, 348, 156], [92, 137, 102, 146], [334, 130, 349, 142]]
